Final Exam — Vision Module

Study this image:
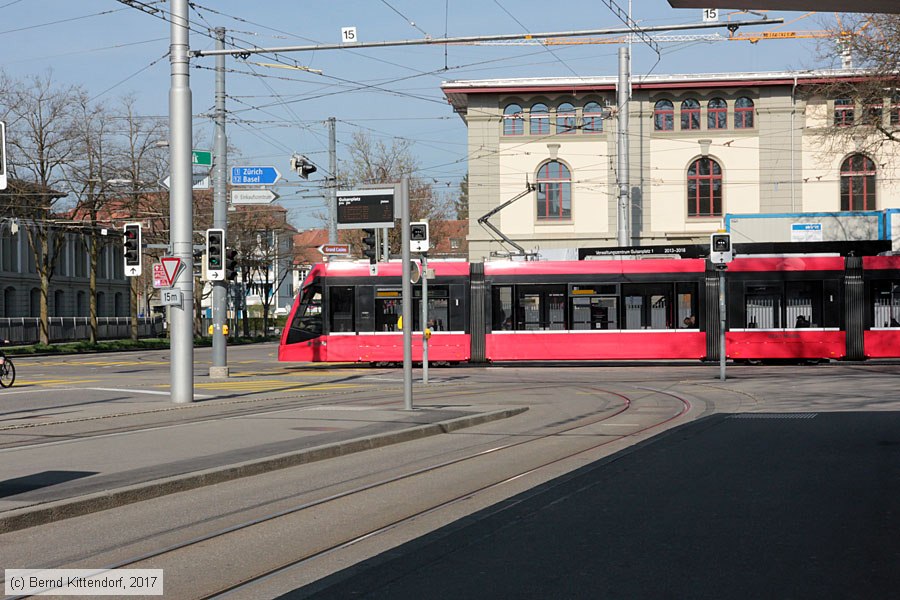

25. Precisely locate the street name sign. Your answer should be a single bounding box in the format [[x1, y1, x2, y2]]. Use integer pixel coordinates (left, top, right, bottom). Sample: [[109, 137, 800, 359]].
[[231, 166, 280, 186], [231, 189, 279, 205], [318, 243, 351, 256], [192, 149, 212, 166], [161, 171, 210, 190], [336, 189, 395, 229]]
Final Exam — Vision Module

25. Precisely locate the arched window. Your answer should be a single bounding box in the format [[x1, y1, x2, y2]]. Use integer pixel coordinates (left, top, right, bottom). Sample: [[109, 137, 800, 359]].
[[834, 98, 854, 127], [30, 288, 40, 317], [54, 290, 65, 317], [681, 99, 700, 130], [708, 98, 727, 129], [654, 100, 674, 131], [840, 154, 876, 211], [3, 287, 14, 318], [530, 103, 549, 135], [503, 104, 523, 136], [536, 161, 572, 220], [556, 102, 576, 134], [735, 97, 755, 129], [77, 290, 86, 317], [583, 101, 603, 133], [687, 157, 723, 217]]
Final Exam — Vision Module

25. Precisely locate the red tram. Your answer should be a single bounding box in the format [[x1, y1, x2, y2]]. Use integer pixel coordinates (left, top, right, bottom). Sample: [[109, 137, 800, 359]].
[[278, 246, 900, 364]]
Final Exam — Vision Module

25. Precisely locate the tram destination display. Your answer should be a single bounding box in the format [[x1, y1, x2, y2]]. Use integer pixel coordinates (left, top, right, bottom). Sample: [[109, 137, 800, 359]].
[[337, 189, 395, 229]]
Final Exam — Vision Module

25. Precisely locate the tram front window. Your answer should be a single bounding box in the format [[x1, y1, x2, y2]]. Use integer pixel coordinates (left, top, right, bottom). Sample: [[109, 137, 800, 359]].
[[286, 284, 323, 343]]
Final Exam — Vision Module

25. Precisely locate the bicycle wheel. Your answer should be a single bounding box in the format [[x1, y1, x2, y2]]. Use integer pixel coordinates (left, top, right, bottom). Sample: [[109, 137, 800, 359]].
[[0, 358, 15, 388]]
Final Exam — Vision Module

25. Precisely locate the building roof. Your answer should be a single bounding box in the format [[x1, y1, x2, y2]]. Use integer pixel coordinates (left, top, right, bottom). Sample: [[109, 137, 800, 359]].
[[441, 69, 872, 115]]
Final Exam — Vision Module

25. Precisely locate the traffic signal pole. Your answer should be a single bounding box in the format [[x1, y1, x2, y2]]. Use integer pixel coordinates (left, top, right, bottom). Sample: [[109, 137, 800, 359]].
[[169, 0, 194, 403], [210, 26, 229, 379]]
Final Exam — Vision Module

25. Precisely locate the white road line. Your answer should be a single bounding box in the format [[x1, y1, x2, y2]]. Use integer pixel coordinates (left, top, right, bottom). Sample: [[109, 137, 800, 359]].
[[88, 387, 213, 399]]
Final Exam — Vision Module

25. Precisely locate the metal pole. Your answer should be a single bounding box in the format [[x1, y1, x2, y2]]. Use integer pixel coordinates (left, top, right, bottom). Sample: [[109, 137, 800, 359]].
[[169, 0, 194, 403], [719, 268, 727, 381], [210, 26, 228, 378], [401, 176, 413, 409], [617, 46, 630, 246], [382, 228, 389, 262], [327, 117, 337, 244], [421, 253, 429, 384]]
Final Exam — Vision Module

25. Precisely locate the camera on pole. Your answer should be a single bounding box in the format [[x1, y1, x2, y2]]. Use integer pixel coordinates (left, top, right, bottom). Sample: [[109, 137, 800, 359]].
[[710, 232, 733, 268], [410, 221, 429, 253], [290, 154, 317, 179], [362, 228, 378, 264], [123, 223, 142, 276]]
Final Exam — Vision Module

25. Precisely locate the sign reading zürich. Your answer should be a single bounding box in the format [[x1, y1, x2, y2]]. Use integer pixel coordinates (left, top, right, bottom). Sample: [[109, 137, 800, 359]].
[[231, 166, 280, 186]]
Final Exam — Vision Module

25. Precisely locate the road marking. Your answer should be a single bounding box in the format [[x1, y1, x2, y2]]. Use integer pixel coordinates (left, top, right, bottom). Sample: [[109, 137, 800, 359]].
[[87, 387, 213, 399]]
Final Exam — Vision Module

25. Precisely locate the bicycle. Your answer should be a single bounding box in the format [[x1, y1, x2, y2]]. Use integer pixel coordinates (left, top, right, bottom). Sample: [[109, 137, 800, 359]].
[[0, 350, 15, 388]]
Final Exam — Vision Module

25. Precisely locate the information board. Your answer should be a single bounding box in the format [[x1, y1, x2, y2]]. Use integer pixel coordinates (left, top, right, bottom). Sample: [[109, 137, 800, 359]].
[[336, 189, 395, 229]]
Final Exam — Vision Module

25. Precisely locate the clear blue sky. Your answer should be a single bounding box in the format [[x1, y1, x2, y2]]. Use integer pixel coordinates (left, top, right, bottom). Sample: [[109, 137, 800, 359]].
[[2, 1, 834, 229]]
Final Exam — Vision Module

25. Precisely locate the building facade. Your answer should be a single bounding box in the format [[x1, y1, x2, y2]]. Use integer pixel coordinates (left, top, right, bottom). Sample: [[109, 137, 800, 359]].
[[442, 70, 900, 260]]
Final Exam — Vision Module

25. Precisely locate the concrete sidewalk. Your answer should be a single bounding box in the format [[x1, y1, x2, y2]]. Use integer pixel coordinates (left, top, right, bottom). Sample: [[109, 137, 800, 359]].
[[0, 395, 525, 533]]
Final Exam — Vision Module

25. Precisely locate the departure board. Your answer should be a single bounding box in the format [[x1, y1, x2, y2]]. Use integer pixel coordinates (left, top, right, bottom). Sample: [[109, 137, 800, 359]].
[[336, 189, 395, 229]]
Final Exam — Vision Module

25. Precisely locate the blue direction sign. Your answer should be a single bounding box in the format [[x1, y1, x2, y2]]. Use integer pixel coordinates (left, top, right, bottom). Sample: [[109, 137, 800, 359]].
[[231, 166, 281, 186]]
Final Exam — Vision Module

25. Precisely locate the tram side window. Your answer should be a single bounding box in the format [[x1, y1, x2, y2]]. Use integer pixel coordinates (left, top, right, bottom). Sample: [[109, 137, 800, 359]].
[[872, 281, 900, 327], [622, 284, 674, 329], [570, 284, 618, 330], [786, 281, 822, 328], [518, 286, 566, 330], [413, 286, 450, 330], [287, 284, 323, 341], [492, 285, 514, 330], [745, 284, 782, 329], [375, 289, 402, 331], [677, 283, 699, 328], [329, 286, 354, 332]]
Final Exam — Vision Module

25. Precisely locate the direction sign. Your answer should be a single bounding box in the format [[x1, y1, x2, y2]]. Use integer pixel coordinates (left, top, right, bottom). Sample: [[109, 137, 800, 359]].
[[231, 166, 280, 186], [161, 172, 210, 190], [318, 243, 351, 256], [192, 149, 212, 166], [160, 257, 182, 287], [231, 189, 279, 205]]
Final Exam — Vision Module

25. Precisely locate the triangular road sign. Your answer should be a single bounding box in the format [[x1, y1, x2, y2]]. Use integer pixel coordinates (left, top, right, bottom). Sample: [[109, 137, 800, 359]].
[[160, 257, 182, 287]]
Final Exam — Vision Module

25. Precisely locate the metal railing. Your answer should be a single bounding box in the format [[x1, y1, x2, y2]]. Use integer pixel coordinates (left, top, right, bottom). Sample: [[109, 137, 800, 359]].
[[0, 317, 165, 345]]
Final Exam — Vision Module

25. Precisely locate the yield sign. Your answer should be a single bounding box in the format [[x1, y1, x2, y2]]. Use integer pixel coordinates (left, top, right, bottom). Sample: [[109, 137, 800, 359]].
[[160, 257, 182, 287]]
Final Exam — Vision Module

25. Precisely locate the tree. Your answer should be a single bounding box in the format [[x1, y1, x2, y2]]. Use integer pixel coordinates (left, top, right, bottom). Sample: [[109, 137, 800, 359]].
[[344, 131, 450, 256], [68, 95, 117, 343], [0, 71, 81, 345], [814, 16, 900, 153]]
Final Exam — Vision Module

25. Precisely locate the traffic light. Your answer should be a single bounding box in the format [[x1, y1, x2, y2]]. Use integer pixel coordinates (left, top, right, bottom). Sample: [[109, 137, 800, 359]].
[[193, 248, 203, 278], [362, 228, 377, 264], [290, 155, 317, 179], [123, 222, 142, 276], [225, 248, 239, 281], [410, 221, 429, 253], [206, 228, 224, 280]]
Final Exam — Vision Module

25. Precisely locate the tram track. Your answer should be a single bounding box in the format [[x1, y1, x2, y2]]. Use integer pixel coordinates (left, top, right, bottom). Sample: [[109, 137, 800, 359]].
[[4, 385, 692, 599]]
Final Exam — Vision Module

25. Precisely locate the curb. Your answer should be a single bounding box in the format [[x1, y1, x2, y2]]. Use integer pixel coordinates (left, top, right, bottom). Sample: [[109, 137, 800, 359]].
[[0, 407, 527, 534]]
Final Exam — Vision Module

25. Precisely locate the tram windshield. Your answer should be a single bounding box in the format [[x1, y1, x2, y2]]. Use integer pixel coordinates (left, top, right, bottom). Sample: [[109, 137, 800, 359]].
[[286, 282, 323, 343]]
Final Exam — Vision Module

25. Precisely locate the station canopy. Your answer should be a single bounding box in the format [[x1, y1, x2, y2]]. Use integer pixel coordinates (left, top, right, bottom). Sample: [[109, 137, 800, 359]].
[[667, 0, 899, 13]]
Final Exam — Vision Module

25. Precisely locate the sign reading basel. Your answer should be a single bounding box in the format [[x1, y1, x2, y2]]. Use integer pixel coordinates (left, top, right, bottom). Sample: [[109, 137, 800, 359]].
[[336, 189, 395, 229]]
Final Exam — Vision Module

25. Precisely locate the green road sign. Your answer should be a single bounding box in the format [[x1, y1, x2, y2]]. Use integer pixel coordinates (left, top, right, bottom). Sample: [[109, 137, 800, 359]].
[[192, 150, 212, 166]]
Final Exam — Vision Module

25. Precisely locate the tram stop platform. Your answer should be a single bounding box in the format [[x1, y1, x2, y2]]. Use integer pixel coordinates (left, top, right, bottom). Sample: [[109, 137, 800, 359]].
[[0, 391, 525, 534]]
